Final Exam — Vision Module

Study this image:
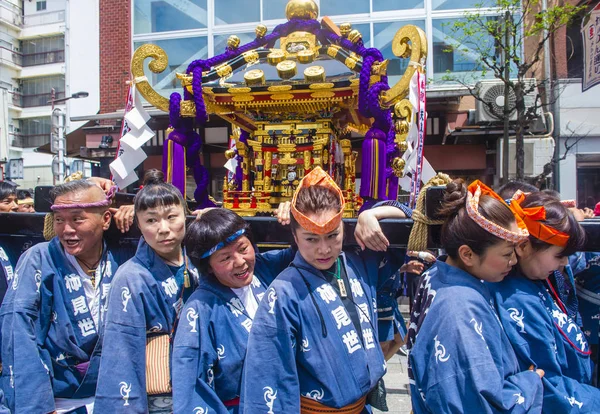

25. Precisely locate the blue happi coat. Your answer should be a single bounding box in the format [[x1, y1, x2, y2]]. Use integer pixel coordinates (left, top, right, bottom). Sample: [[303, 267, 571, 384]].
[[172, 247, 295, 414], [0, 237, 118, 413], [240, 248, 404, 413], [492, 271, 600, 412], [407, 260, 543, 413], [0, 245, 14, 306], [95, 237, 199, 413]]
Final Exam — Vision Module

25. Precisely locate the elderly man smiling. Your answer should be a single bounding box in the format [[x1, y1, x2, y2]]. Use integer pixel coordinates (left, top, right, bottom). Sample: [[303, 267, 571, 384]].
[[0, 179, 119, 414]]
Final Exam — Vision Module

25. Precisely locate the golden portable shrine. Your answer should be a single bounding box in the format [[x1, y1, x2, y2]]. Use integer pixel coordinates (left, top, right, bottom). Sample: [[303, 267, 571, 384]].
[[130, 0, 427, 216]]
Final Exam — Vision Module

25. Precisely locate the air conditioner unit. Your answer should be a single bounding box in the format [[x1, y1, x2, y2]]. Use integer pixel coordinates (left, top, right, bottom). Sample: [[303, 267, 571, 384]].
[[475, 79, 545, 131], [497, 137, 555, 178]]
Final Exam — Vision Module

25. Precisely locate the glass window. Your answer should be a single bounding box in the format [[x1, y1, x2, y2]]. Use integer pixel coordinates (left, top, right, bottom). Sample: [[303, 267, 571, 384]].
[[432, 17, 500, 82], [22, 36, 64, 54], [321, 0, 369, 17], [373, 20, 425, 84], [133, 37, 208, 97], [432, 0, 494, 11], [373, 0, 424, 12], [214, 32, 255, 56], [134, 0, 207, 34], [215, 0, 259, 25], [263, 0, 288, 20], [36, 1, 46, 11]]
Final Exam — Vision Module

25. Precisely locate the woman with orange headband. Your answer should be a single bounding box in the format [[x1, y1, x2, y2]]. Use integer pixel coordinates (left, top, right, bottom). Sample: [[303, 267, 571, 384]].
[[240, 167, 411, 414], [407, 179, 544, 413], [491, 191, 600, 411]]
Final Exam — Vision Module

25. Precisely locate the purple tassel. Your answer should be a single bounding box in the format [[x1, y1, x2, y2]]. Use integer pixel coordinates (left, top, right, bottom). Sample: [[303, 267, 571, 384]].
[[359, 128, 387, 200]]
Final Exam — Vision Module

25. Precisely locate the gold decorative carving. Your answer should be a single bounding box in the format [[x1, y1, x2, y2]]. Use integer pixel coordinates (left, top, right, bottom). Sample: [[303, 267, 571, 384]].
[[345, 56, 359, 70], [255, 24, 268, 38], [309, 82, 334, 89], [216, 63, 233, 78], [371, 59, 389, 76], [244, 69, 265, 86], [180, 100, 196, 117], [268, 85, 293, 92], [276, 60, 297, 79], [392, 157, 406, 177], [304, 66, 325, 82], [382, 25, 428, 107], [232, 95, 255, 102], [280, 31, 317, 57], [227, 35, 241, 49], [131, 44, 170, 112], [340, 23, 352, 37], [297, 49, 315, 64], [267, 49, 286, 65], [285, 0, 319, 20], [228, 87, 252, 94], [242, 50, 260, 64], [270, 93, 295, 100], [347, 29, 362, 44], [311, 91, 335, 99], [326, 45, 341, 58]]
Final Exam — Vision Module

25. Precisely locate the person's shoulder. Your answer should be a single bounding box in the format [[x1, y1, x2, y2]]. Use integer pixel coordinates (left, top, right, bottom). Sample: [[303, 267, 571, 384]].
[[111, 257, 152, 285]]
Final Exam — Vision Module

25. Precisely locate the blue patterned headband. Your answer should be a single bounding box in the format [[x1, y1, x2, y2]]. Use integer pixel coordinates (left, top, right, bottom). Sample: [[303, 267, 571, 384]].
[[199, 229, 246, 259]]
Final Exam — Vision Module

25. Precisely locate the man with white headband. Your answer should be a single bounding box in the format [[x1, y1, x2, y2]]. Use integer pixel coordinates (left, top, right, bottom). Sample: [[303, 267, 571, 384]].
[[0, 179, 119, 414]]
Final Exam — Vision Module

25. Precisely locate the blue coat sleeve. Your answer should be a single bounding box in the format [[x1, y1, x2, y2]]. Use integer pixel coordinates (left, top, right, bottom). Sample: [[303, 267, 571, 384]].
[[413, 302, 543, 413], [0, 246, 55, 413], [254, 247, 295, 285], [172, 298, 228, 414], [95, 267, 153, 413], [241, 282, 300, 413], [498, 292, 600, 412]]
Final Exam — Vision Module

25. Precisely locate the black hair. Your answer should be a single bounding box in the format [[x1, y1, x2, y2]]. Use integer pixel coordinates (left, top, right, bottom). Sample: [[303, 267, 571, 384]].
[[497, 180, 539, 201], [16, 189, 32, 200], [134, 169, 187, 214], [185, 208, 254, 275], [438, 179, 517, 259], [50, 179, 99, 203], [520, 192, 586, 257], [0, 182, 16, 201], [289, 185, 342, 234]]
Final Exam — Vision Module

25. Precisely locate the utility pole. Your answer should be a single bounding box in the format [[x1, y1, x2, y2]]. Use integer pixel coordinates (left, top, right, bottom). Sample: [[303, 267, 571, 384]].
[[502, 10, 511, 185]]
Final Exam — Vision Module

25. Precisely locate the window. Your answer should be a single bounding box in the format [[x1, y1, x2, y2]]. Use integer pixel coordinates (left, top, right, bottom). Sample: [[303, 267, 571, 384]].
[[263, 0, 289, 21], [133, 37, 208, 97], [321, 0, 369, 16], [21, 36, 65, 66], [215, 0, 259, 25], [134, 0, 207, 35], [19, 117, 52, 148], [214, 32, 255, 56], [373, 0, 424, 12], [21, 75, 65, 107], [36, 1, 47, 11], [431, 0, 494, 11]]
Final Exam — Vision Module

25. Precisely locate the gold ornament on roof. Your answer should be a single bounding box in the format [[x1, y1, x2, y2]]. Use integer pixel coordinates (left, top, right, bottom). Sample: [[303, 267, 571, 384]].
[[285, 0, 319, 20], [267, 49, 286, 65], [297, 49, 315, 64], [227, 35, 241, 49], [277, 60, 297, 79], [347, 30, 362, 44], [255, 24, 268, 38], [340, 23, 352, 37], [244, 69, 266, 86], [304, 65, 325, 82]]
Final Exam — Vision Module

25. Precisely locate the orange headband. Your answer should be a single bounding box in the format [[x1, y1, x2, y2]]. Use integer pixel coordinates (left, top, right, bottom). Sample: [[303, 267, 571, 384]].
[[291, 167, 345, 235], [509, 191, 570, 247], [466, 180, 529, 244]]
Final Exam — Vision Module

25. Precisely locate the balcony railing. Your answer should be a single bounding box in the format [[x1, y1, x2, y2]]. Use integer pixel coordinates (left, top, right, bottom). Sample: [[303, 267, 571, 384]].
[[10, 91, 22, 107], [22, 49, 64, 67], [19, 91, 65, 108], [0, 1, 23, 26], [23, 10, 64, 26], [9, 133, 50, 148], [0, 46, 22, 66]]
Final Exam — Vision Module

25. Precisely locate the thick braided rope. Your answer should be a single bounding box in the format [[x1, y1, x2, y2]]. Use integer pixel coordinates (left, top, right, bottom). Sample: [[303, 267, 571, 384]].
[[407, 173, 453, 251], [43, 213, 55, 241]]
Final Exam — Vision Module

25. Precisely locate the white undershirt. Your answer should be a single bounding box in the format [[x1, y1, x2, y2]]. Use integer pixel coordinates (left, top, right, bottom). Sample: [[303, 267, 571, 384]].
[[65, 253, 101, 328], [231, 285, 258, 319]]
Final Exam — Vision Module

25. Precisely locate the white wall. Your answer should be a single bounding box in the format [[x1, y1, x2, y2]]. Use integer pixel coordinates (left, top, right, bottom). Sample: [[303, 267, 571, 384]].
[[65, 0, 100, 134], [557, 80, 600, 138], [23, 0, 66, 16]]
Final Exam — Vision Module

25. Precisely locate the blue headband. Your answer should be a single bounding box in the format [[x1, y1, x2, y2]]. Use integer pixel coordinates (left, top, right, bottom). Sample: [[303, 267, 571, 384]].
[[200, 229, 246, 259]]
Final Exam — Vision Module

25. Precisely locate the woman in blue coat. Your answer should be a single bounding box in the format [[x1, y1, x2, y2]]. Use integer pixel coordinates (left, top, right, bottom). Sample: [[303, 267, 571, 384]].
[[492, 191, 599, 412], [240, 167, 410, 414], [171, 208, 295, 413], [407, 180, 544, 413], [95, 170, 198, 413]]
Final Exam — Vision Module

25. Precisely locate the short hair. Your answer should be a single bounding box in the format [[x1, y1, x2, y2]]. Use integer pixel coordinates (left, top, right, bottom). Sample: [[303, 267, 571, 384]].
[[16, 189, 32, 200], [497, 180, 539, 201], [134, 169, 186, 213], [185, 208, 254, 275], [49, 179, 100, 203], [0, 182, 16, 201]]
